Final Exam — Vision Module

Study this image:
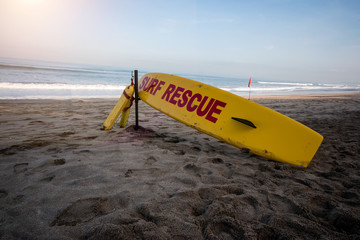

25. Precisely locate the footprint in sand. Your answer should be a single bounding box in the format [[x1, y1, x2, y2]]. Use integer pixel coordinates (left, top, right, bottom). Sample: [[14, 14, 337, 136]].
[[58, 131, 75, 137], [125, 169, 133, 177], [0, 190, 8, 198], [53, 159, 66, 165], [8, 194, 24, 204], [164, 136, 183, 143], [51, 197, 110, 226], [145, 156, 157, 165], [183, 163, 213, 178], [204, 217, 245, 240], [13, 163, 28, 174], [210, 157, 224, 164], [85, 136, 98, 140], [29, 120, 45, 125], [177, 150, 186, 155], [51, 194, 129, 226], [183, 163, 201, 174], [192, 146, 201, 151], [40, 175, 55, 182]]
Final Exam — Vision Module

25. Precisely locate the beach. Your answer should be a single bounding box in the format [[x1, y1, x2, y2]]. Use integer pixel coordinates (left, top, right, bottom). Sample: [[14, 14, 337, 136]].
[[0, 94, 359, 239]]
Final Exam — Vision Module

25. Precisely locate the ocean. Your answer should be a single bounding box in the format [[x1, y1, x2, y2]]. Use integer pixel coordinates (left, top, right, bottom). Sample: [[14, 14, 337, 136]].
[[1, 58, 359, 99]]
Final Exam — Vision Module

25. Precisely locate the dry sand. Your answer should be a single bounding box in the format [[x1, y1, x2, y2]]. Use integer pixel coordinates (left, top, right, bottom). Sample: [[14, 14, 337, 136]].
[[0, 94, 359, 239]]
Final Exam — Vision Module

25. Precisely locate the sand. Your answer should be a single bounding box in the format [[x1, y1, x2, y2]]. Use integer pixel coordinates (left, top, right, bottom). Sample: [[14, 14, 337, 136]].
[[0, 94, 359, 239]]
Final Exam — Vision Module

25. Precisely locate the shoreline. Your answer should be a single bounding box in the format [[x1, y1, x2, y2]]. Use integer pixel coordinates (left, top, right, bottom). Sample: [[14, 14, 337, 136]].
[[251, 92, 360, 99], [1, 93, 359, 239], [0, 92, 359, 101]]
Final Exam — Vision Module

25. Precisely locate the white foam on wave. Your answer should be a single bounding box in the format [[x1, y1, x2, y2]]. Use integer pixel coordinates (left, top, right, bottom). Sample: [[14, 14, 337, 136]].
[[221, 84, 360, 93], [257, 81, 313, 86], [0, 95, 120, 100], [221, 87, 296, 92], [0, 63, 125, 75], [0, 82, 127, 90]]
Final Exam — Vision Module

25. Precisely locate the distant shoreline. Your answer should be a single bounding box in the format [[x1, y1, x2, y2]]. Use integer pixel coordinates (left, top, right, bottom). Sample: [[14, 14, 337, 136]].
[[1, 92, 359, 101], [1, 58, 359, 99], [250, 92, 360, 99]]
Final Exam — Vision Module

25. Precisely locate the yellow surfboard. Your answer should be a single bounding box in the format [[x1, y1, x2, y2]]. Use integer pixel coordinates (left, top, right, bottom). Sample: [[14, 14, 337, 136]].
[[138, 73, 323, 167], [103, 84, 134, 130], [119, 106, 131, 128]]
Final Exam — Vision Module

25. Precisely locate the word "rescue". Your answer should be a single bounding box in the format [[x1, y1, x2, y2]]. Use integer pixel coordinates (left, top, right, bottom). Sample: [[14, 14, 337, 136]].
[[139, 77, 227, 123]]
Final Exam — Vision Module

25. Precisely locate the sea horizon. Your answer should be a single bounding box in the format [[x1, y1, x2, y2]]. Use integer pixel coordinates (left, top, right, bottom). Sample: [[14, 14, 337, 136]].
[[1, 57, 359, 100]]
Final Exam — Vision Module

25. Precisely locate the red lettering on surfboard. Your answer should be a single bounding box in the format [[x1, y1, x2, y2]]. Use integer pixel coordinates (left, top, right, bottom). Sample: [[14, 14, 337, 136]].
[[197, 96, 215, 117], [161, 84, 176, 101], [187, 93, 202, 112], [139, 76, 150, 91], [139, 77, 164, 95], [177, 90, 192, 107], [146, 78, 159, 94], [205, 100, 227, 123], [169, 86, 185, 105], [153, 81, 165, 95], [140, 79, 226, 124]]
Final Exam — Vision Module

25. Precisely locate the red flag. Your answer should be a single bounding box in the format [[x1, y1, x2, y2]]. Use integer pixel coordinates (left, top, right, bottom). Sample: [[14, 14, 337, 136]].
[[248, 77, 252, 88]]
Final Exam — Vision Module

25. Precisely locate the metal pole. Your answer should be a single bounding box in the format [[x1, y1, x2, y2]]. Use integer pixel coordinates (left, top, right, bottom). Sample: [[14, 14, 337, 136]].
[[134, 70, 139, 130]]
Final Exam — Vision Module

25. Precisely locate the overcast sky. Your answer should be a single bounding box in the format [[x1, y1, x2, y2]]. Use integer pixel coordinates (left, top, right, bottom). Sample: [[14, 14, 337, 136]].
[[1, 0, 359, 83]]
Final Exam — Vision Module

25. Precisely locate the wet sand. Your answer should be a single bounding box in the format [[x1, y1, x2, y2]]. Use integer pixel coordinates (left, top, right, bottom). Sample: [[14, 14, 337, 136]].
[[0, 94, 359, 239]]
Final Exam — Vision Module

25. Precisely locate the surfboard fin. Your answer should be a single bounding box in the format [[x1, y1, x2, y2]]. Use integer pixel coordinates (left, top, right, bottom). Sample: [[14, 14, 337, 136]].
[[232, 117, 256, 128]]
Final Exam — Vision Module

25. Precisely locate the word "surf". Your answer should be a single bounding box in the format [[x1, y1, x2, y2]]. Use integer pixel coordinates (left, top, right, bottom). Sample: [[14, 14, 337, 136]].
[[139, 77, 227, 123]]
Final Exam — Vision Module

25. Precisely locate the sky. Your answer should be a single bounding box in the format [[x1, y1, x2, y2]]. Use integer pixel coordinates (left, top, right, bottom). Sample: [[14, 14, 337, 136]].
[[0, 0, 359, 83]]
